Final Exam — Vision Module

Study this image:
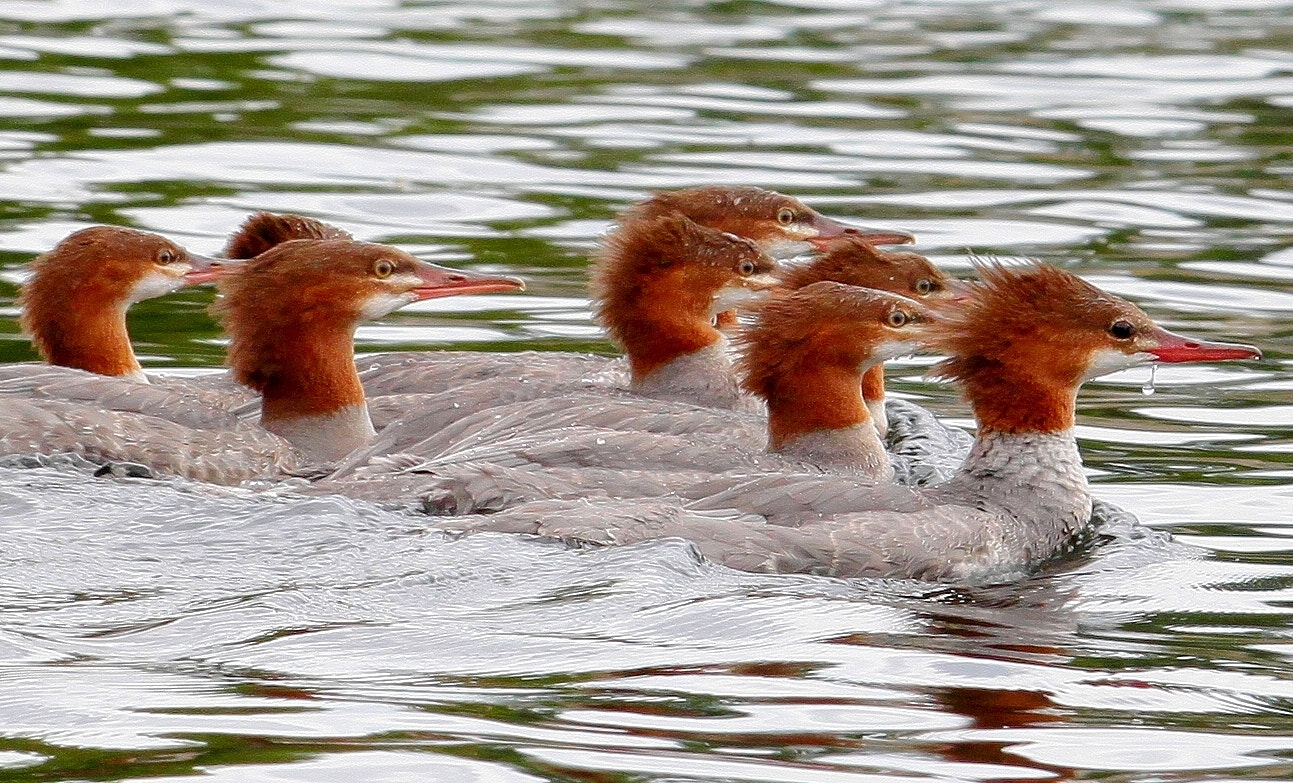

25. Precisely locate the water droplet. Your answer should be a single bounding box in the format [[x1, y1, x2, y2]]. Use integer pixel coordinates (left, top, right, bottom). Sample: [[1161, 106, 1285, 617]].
[[595, 437, 606, 445], [1141, 364, 1157, 396]]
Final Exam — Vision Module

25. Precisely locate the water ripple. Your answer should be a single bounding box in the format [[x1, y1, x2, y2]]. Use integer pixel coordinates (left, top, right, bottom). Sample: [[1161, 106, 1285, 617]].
[[0, 2, 1289, 780]]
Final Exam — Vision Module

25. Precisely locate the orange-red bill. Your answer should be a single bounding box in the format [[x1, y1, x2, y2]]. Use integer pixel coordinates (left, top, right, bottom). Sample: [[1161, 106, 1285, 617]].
[[808, 216, 915, 248], [182, 252, 236, 285], [1145, 326, 1262, 363], [413, 263, 526, 300]]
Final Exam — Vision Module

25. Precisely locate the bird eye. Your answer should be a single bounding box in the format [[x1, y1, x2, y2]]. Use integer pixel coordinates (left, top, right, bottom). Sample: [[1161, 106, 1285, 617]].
[[887, 310, 909, 328], [373, 259, 395, 278], [776, 207, 795, 226], [915, 278, 934, 296], [157, 249, 175, 265], [1109, 319, 1136, 340], [738, 259, 757, 275]]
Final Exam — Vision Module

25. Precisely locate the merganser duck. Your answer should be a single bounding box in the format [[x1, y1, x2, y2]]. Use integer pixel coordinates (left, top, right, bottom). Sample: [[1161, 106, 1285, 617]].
[[0, 238, 524, 480], [17, 226, 225, 381], [432, 261, 1261, 582], [315, 282, 936, 509], [736, 281, 932, 477], [596, 188, 911, 406], [0, 225, 261, 428], [772, 233, 975, 484], [775, 234, 962, 436], [215, 238, 525, 462], [633, 185, 912, 330], [590, 212, 781, 407]]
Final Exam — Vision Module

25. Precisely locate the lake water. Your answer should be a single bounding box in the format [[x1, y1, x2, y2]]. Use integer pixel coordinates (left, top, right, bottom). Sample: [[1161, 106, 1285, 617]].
[[0, 1, 1290, 780]]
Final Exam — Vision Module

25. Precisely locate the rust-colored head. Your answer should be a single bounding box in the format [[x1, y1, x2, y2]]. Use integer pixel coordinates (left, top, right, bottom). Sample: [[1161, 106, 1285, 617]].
[[223, 212, 353, 260], [624, 186, 912, 259], [738, 281, 933, 448], [929, 261, 1261, 434], [18, 226, 223, 377], [215, 238, 524, 416], [780, 234, 961, 303], [774, 236, 963, 419], [592, 212, 778, 380]]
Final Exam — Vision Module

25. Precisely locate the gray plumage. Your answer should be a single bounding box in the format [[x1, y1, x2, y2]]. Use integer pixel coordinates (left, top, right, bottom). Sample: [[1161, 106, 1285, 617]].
[[434, 430, 1090, 583], [0, 397, 304, 485]]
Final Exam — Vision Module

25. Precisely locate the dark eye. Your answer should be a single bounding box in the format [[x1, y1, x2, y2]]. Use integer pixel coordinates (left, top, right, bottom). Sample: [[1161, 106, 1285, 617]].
[[776, 208, 795, 226], [915, 279, 934, 296], [738, 259, 757, 275], [887, 310, 909, 328], [1109, 319, 1136, 339], [157, 249, 175, 265], [373, 259, 394, 278]]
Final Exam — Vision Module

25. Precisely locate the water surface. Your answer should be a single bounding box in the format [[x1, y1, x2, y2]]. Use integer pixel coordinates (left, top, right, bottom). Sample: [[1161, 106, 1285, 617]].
[[0, 1, 1289, 781]]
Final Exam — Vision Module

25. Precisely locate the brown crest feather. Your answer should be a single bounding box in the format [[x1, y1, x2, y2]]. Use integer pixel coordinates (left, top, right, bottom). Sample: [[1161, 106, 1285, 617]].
[[223, 212, 353, 260]]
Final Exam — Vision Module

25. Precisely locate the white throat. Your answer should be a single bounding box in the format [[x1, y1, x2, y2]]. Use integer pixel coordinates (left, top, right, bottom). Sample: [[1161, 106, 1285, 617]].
[[264, 403, 376, 463], [128, 269, 185, 305], [633, 341, 743, 409], [779, 424, 892, 480], [866, 397, 888, 439], [1084, 348, 1151, 381]]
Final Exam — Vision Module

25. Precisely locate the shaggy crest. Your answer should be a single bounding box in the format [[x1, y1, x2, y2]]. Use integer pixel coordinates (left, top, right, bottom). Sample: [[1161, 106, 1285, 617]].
[[214, 239, 390, 392], [928, 260, 1142, 386], [590, 212, 771, 344], [223, 212, 353, 260]]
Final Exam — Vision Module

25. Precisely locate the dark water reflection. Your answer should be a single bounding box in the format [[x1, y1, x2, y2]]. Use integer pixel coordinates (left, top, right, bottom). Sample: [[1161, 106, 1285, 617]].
[[0, 1, 1290, 781]]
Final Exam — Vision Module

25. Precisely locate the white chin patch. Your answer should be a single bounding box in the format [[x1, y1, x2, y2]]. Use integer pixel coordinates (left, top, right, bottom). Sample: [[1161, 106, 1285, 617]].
[[711, 285, 770, 315], [1083, 348, 1151, 381], [360, 291, 415, 321], [762, 238, 814, 260], [128, 268, 185, 304], [870, 339, 919, 365]]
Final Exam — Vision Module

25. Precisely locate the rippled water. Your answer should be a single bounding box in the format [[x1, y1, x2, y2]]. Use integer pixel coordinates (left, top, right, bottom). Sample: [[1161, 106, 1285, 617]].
[[0, 1, 1289, 781]]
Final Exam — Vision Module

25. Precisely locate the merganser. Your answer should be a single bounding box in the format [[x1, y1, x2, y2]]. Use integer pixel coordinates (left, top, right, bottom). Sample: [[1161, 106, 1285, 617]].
[[590, 212, 780, 407], [633, 184, 912, 331], [17, 226, 225, 381], [0, 238, 524, 480], [596, 205, 927, 413], [0, 225, 260, 428], [316, 282, 936, 509], [771, 233, 976, 484], [736, 281, 932, 477], [215, 238, 525, 462], [775, 233, 962, 438], [433, 261, 1261, 582]]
